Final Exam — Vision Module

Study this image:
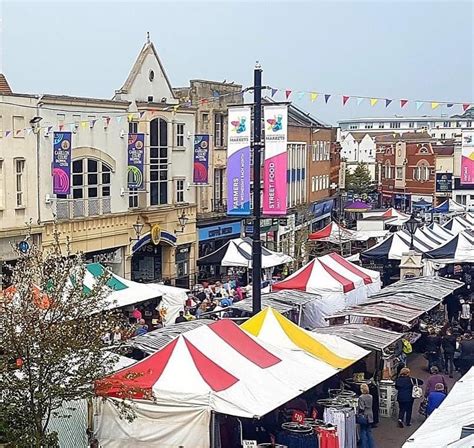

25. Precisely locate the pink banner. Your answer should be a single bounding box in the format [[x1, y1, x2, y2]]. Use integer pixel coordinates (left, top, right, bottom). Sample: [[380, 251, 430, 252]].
[[263, 105, 288, 215], [461, 131, 474, 184]]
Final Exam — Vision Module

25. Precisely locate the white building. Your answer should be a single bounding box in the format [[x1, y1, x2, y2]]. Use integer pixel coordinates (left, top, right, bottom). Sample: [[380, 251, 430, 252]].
[[337, 131, 377, 179]]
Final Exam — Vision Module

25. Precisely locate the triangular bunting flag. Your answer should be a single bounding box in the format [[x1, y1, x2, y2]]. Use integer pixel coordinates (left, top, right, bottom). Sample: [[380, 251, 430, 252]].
[[104, 117, 111, 127], [47, 126, 53, 132], [297, 92, 305, 100], [342, 95, 350, 106], [431, 102, 440, 110], [139, 111, 146, 118], [447, 104, 454, 108], [173, 105, 179, 113], [69, 124, 75, 132], [271, 88, 278, 98], [91, 119, 97, 128], [400, 99, 408, 108], [117, 116, 122, 124], [463, 103, 471, 111], [370, 98, 378, 107], [416, 101, 424, 110], [310, 92, 318, 102], [81, 121, 88, 129], [26, 128, 32, 135], [59, 124, 64, 131], [285, 90, 292, 100], [15, 129, 22, 135], [127, 114, 134, 122], [385, 99, 392, 108], [5, 131, 11, 137], [324, 94, 331, 103], [356, 97, 364, 106]]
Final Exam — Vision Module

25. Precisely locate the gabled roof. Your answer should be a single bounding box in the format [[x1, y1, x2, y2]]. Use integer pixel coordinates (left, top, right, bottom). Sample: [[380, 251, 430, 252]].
[[118, 41, 176, 99], [0, 74, 12, 94]]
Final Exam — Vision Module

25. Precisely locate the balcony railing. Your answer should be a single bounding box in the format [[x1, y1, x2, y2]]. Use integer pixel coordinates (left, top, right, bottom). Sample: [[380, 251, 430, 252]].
[[55, 197, 112, 220], [211, 198, 227, 213]]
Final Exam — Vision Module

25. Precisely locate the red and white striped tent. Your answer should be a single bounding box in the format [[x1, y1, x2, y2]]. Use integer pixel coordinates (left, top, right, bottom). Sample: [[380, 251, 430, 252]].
[[273, 252, 381, 326], [94, 319, 347, 447], [309, 221, 359, 243]]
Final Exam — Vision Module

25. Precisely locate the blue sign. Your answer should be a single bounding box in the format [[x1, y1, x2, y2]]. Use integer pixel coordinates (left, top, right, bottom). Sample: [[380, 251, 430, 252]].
[[312, 199, 334, 218], [198, 221, 242, 242], [17, 240, 30, 254]]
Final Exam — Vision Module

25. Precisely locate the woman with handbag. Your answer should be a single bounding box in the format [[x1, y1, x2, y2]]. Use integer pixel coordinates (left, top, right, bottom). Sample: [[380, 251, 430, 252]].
[[395, 367, 424, 428], [357, 383, 375, 448]]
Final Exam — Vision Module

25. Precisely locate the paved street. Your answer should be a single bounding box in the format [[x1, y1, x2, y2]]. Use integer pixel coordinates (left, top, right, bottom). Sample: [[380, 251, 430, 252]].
[[373, 352, 459, 448]]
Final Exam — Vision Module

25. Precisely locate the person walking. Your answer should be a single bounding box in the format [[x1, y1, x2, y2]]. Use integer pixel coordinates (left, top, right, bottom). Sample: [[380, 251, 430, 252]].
[[424, 366, 448, 398], [425, 328, 442, 371], [460, 300, 471, 332], [426, 383, 447, 416], [395, 367, 424, 428], [442, 329, 457, 377], [357, 384, 375, 448], [459, 333, 474, 375]]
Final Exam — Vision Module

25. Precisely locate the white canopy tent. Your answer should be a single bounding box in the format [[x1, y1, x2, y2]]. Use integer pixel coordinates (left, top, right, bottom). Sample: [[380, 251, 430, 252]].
[[403, 368, 474, 448]]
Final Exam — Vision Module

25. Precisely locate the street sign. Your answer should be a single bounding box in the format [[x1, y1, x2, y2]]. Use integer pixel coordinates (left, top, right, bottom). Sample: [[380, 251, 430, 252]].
[[17, 240, 30, 254]]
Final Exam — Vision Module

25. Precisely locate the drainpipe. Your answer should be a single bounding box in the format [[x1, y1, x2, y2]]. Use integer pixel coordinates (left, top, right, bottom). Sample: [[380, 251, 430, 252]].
[[35, 95, 43, 225]]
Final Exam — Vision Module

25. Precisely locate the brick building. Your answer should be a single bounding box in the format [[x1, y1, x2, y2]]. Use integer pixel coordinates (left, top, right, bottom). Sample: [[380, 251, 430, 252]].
[[376, 132, 436, 211]]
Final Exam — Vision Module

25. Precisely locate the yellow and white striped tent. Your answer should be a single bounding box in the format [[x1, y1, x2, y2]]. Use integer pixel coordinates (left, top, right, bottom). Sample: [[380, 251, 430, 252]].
[[242, 307, 369, 369]]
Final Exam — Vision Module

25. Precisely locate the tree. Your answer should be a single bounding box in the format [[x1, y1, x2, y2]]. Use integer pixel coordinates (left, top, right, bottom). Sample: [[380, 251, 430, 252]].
[[0, 230, 123, 447], [345, 162, 373, 196]]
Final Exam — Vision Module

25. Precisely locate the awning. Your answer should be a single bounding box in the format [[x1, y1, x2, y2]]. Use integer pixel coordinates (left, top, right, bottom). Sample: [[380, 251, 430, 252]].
[[345, 200, 372, 212], [403, 367, 474, 448], [424, 231, 474, 263], [313, 324, 403, 351]]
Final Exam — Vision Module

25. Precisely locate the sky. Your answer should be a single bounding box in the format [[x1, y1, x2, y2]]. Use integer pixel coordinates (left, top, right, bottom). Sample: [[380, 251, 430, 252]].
[[0, 0, 473, 125]]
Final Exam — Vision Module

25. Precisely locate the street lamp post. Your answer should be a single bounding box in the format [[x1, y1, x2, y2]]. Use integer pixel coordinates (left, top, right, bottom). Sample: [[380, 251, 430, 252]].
[[405, 213, 420, 250], [252, 63, 263, 315]]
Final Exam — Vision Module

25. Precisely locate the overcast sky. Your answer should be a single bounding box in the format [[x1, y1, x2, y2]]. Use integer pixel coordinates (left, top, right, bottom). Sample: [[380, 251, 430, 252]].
[[1, 0, 473, 124]]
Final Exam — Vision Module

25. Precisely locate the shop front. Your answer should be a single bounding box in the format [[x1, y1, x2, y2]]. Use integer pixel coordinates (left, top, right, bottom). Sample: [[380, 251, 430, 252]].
[[198, 220, 242, 258], [85, 247, 124, 276], [310, 198, 334, 232]]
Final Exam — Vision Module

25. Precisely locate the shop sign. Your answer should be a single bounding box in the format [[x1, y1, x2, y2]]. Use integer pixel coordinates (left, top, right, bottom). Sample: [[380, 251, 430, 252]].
[[127, 133, 145, 190], [436, 173, 453, 192], [52, 132, 72, 194], [193, 134, 210, 184], [151, 225, 161, 245], [242, 441, 257, 448], [86, 248, 122, 265], [198, 221, 242, 242]]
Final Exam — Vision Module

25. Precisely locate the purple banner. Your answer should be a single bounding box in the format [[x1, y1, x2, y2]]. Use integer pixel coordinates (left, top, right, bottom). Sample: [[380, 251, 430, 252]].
[[227, 107, 251, 215], [128, 133, 145, 190], [52, 132, 72, 194], [193, 134, 210, 184]]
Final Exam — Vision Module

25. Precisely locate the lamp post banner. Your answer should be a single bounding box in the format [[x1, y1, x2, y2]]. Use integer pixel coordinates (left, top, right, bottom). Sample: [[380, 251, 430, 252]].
[[461, 131, 474, 184], [193, 134, 210, 184], [263, 105, 288, 215], [127, 133, 145, 190], [227, 106, 251, 215], [52, 132, 72, 195]]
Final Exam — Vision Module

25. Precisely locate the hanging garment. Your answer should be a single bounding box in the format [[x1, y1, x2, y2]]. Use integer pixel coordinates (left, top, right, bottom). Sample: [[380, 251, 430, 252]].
[[323, 407, 357, 448]]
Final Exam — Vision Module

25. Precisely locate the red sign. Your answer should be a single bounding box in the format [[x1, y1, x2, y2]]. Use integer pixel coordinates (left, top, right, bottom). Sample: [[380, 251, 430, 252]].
[[291, 410, 305, 424]]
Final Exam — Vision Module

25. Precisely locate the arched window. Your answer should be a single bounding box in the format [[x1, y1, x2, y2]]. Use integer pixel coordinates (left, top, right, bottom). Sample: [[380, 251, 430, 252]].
[[150, 118, 168, 206], [57, 158, 111, 218], [414, 160, 430, 182], [384, 161, 392, 179]]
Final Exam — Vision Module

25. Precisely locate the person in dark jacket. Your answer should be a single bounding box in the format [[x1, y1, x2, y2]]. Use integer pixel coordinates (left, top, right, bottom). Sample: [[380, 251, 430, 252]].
[[442, 329, 457, 377], [444, 294, 461, 323], [459, 333, 474, 375], [395, 367, 424, 428], [425, 329, 442, 371], [426, 383, 447, 416], [424, 366, 448, 397]]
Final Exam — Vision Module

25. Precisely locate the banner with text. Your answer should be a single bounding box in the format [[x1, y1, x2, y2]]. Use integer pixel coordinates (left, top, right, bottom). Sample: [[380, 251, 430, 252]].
[[127, 133, 145, 190], [52, 132, 72, 195], [461, 131, 474, 184], [193, 134, 210, 184], [263, 105, 288, 215], [227, 106, 251, 215]]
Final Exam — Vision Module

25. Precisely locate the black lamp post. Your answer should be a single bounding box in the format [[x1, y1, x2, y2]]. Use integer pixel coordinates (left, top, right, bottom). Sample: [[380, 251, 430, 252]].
[[405, 213, 420, 250], [130, 217, 145, 242]]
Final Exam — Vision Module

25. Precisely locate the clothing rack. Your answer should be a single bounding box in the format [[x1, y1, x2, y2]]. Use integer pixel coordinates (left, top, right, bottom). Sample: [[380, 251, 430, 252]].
[[323, 407, 357, 448]]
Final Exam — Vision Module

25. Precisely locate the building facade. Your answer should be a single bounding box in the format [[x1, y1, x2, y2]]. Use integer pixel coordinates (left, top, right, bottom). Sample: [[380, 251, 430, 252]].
[[0, 40, 198, 289], [174, 80, 244, 271], [376, 133, 436, 210]]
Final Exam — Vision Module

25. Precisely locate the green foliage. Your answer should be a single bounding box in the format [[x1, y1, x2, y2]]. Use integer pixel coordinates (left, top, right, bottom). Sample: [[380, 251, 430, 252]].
[[0, 230, 123, 447], [345, 163, 373, 196]]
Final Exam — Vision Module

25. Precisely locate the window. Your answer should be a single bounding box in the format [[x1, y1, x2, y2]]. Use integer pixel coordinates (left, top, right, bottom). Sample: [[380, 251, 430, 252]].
[[13, 116, 25, 138], [365, 123, 373, 129], [390, 122, 401, 129], [414, 161, 430, 182], [384, 161, 392, 179], [443, 121, 450, 127], [408, 122, 415, 128], [15, 159, 25, 207], [312, 142, 316, 161], [418, 146, 430, 154], [175, 179, 185, 203], [455, 121, 461, 128], [349, 124, 358, 130], [176, 123, 185, 147], [396, 166, 403, 180], [201, 113, 209, 132], [214, 168, 225, 210], [150, 118, 168, 206], [129, 121, 138, 133], [467, 121, 472, 128], [214, 113, 225, 147], [0, 115, 3, 137], [441, 133, 446, 139], [379, 123, 385, 129], [69, 158, 111, 217], [57, 114, 65, 128], [0, 159, 4, 208], [311, 176, 315, 192]]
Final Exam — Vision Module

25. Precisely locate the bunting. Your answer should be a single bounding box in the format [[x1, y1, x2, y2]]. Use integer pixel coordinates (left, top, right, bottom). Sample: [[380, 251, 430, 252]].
[[370, 98, 378, 107], [310, 92, 318, 102], [324, 94, 331, 103], [416, 101, 424, 110], [297, 92, 305, 100], [342, 95, 350, 105], [400, 99, 408, 108], [463, 104, 471, 111], [385, 99, 392, 108], [285, 90, 292, 100], [431, 102, 440, 110], [271, 88, 277, 98], [356, 97, 364, 106]]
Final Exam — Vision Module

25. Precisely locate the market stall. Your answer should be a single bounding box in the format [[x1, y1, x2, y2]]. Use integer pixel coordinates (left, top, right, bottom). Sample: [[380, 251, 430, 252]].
[[443, 215, 472, 233], [429, 198, 466, 215], [403, 367, 474, 448], [94, 319, 348, 447], [272, 252, 381, 326], [424, 231, 474, 263], [428, 222, 456, 240]]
